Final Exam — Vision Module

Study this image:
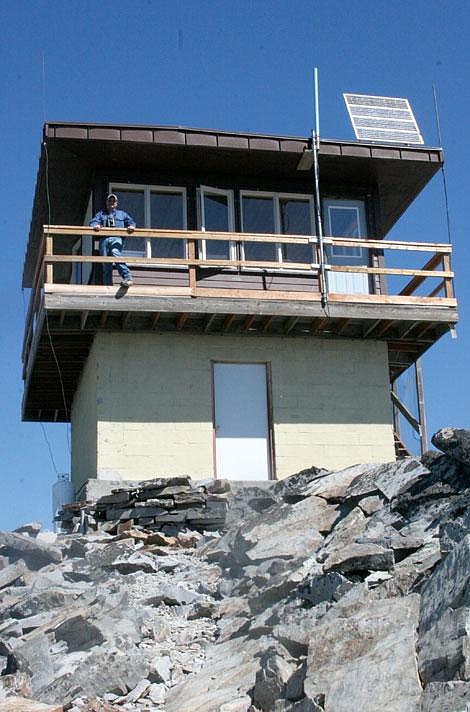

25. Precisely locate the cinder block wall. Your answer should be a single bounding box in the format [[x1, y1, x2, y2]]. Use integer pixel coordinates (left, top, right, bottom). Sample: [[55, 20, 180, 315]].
[[71, 332, 395, 490]]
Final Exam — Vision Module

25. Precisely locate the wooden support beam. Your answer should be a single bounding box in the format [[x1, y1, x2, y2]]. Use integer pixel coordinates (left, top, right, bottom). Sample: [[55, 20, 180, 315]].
[[100, 311, 109, 327], [59, 311, 66, 326], [122, 312, 132, 329], [336, 318, 351, 335], [151, 312, 160, 329], [284, 316, 299, 335], [204, 314, 217, 333], [176, 313, 188, 331], [414, 323, 433, 339], [415, 359, 427, 454], [311, 317, 329, 335], [388, 342, 421, 352], [223, 314, 235, 332], [442, 254, 454, 298], [80, 311, 89, 330], [363, 319, 381, 338], [376, 320, 395, 338], [399, 321, 419, 339], [262, 315, 274, 333], [399, 253, 444, 296], [390, 390, 420, 434], [242, 314, 257, 332]]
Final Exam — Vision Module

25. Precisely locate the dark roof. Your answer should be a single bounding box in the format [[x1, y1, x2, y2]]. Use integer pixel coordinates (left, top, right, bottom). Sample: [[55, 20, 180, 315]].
[[23, 121, 443, 287]]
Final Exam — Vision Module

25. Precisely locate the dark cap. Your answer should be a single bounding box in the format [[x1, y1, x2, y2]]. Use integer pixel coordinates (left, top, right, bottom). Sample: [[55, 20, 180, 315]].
[[106, 193, 118, 202]]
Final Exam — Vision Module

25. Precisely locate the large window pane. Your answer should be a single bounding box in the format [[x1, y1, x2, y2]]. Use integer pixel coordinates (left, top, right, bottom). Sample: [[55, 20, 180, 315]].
[[114, 190, 145, 255], [242, 196, 276, 262], [280, 198, 312, 264], [204, 193, 231, 260], [150, 192, 185, 259], [328, 207, 361, 257]]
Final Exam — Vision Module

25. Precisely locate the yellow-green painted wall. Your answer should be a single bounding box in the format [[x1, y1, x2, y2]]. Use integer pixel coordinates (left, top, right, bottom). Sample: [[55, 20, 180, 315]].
[[71, 332, 395, 489]]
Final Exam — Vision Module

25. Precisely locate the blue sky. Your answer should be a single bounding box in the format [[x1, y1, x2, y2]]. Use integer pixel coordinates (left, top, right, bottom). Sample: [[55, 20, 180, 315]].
[[1, 0, 469, 530]]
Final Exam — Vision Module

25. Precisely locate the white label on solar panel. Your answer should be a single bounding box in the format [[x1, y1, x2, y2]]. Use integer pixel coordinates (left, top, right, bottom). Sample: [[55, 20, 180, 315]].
[[344, 93, 424, 145]]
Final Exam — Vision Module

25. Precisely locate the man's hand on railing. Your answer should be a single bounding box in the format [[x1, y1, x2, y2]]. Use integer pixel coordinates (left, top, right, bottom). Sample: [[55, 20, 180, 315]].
[[92, 225, 100, 232], [127, 225, 135, 233]]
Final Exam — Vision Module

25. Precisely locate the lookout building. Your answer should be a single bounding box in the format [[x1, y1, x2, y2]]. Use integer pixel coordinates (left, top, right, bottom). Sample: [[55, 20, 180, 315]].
[[22, 122, 458, 493]]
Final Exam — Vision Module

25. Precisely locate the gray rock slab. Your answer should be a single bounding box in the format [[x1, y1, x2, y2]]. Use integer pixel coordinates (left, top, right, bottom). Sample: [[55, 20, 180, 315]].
[[0, 561, 28, 591], [109, 551, 159, 574], [323, 542, 394, 573], [0, 697, 63, 711], [304, 596, 422, 712], [272, 466, 329, 502], [305, 464, 375, 502], [165, 637, 261, 712], [0, 532, 62, 570], [10, 633, 55, 697], [145, 582, 203, 606], [253, 644, 296, 711], [420, 681, 470, 711], [37, 647, 150, 705], [343, 458, 429, 502], [418, 534, 470, 684], [13, 523, 42, 538], [242, 496, 337, 564], [318, 506, 368, 562], [432, 427, 470, 465]]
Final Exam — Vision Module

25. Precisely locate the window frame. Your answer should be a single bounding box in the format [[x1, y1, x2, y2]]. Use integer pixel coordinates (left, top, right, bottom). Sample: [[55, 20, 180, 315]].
[[110, 183, 188, 263], [198, 185, 236, 262], [239, 190, 315, 270]]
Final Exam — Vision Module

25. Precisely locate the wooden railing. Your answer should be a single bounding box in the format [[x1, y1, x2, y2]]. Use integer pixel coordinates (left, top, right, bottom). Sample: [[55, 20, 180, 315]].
[[22, 225, 455, 377]]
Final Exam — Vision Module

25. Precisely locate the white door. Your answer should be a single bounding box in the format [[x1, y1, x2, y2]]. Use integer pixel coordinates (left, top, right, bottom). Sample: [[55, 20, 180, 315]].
[[213, 363, 271, 480], [323, 198, 369, 294]]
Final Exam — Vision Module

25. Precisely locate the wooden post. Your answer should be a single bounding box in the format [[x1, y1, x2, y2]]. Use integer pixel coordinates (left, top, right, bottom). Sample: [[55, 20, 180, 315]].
[[45, 233, 53, 284], [391, 380, 400, 439], [442, 254, 453, 298], [188, 237, 197, 297], [415, 358, 427, 455]]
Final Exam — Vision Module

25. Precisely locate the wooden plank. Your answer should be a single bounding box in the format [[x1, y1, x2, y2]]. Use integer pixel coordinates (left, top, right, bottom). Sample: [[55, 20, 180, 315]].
[[80, 311, 88, 330], [428, 281, 444, 298], [59, 311, 66, 326], [151, 313, 160, 329], [399, 253, 444, 296], [311, 317, 329, 335], [362, 319, 381, 338], [376, 320, 395, 338], [390, 391, 420, 433], [336, 318, 351, 335], [45, 234, 53, 284], [284, 316, 299, 335], [328, 238, 452, 252], [204, 314, 217, 333], [176, 313, 188, 330], [100, 311, 109, 327], [443, 254, 454, 298], [262, 315, 274, 332], [122, 312, 132, 329], [242, 314, 257, 332], [187, 237, 197, 295], [331, 264, 452, 278], [223, 314, 235, 332], [415, 359, 427, 454]]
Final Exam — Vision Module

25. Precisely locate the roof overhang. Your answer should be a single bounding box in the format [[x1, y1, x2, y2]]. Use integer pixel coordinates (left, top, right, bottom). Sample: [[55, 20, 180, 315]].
[[23, 122, 443, 287]]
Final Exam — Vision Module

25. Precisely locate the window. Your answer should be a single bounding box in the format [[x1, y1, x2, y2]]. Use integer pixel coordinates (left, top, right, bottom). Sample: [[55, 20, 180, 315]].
[[240, 192, 314, 266], [110, 184, 187, 260], [199, 187, 235, 261]]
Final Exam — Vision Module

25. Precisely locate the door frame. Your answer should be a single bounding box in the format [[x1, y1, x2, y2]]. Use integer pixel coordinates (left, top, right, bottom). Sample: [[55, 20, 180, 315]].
[[210, 360, 276, 480]]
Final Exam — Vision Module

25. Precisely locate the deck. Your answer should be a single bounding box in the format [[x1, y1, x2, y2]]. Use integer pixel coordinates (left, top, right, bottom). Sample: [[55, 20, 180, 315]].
[[22, 226, 458, 421]]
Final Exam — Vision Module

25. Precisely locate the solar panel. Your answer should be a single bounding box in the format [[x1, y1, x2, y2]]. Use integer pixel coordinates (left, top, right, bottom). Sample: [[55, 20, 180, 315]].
[[344, 93, 424, 145]]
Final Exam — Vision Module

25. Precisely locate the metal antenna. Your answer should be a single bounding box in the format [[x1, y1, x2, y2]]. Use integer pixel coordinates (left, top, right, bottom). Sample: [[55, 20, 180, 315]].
[[312, 68, 328, 310]]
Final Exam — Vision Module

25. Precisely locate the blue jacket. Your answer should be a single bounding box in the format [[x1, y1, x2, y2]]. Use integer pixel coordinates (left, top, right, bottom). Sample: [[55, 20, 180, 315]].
[[89, 209, 136, 229]]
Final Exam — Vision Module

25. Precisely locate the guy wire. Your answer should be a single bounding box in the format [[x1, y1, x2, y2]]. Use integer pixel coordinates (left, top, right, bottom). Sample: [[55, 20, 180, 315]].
[[432, 83, 452, 245]]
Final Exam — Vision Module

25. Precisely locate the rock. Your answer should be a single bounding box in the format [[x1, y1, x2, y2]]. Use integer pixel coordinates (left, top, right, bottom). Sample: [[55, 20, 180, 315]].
[[252, 644, 296, 711], [418, 533, 470, 684], [218, 696, 252, 712], [241, 496, 337, 564], [0, 561, 29, 591], [0, 532, 62, 570], [108, 552, 158, 574], [357, 495, 383, 515], [305, 464, 372, 502], [304, 596, 422, 711], [149, 655, 172, 683], [37, 647, 150, 705], [432, 427, 470, 465], [420, 680, 470, 711], [343, 457, 429, 502], [272, 466, 329, 502], [148, 682, 167, 704], [53, 614, 105, 652], [322, 542, 394, 574], [0, 698, 62, 711], [165, 637, 261, 712], [120, 677, 151, 703], [8, 633, 55, 696], [13, 523, 42, 538], [297, 568, 354, 606], [145, 582, 203, 606]]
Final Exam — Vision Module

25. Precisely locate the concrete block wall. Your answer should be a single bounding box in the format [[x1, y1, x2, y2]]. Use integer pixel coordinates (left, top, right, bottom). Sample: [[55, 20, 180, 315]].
[[71, 332, 396, 490]]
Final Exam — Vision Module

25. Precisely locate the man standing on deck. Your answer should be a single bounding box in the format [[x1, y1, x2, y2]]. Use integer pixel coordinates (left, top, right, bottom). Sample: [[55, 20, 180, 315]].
[[90, 193, 136, 287]]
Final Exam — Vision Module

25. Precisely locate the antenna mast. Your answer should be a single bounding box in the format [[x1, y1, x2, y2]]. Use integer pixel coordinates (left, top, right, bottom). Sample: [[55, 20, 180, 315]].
[[312, 68, 328, 310]]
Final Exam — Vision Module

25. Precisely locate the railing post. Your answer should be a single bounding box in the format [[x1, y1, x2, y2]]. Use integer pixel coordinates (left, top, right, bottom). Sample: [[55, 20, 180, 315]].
[[45, 231, 53, 284], [188, 235, 197, 297], [415, 359, 427, 455], [442, 253, 453, 298]]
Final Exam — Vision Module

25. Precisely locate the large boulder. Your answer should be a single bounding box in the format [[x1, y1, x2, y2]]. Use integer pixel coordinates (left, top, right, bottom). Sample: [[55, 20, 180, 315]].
[[432, 427, 470, 465]]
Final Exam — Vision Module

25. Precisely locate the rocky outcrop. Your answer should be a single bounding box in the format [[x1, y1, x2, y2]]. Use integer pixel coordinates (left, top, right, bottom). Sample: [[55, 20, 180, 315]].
[[0, 426, 469, 711]]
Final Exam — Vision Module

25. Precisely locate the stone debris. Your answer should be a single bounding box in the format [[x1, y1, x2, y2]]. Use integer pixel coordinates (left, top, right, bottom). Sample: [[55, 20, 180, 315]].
[[0, 428, 470, 710]]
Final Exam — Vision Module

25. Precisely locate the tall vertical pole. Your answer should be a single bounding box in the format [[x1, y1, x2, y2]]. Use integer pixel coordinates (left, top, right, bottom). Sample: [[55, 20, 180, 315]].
[[312, 68, 328, 309], [415, 358, 427, 455]]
